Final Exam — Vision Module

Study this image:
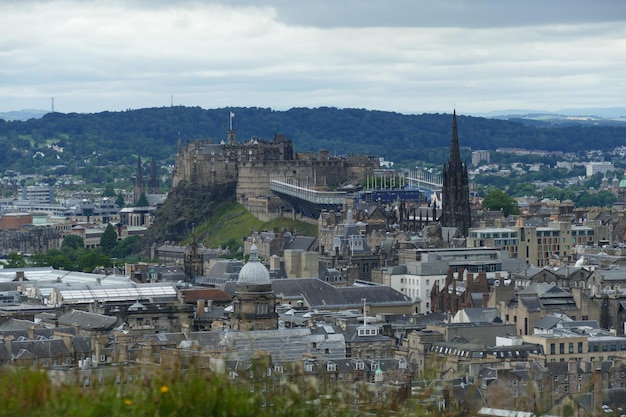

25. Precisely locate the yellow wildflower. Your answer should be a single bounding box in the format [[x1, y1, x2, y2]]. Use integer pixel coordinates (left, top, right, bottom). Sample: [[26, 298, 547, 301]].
[[160, 385, 169, 394], [124, 399, 132, 406]]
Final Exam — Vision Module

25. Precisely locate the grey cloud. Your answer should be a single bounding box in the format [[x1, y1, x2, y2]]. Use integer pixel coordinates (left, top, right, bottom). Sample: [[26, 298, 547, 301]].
[[242, 0, 626, 28]]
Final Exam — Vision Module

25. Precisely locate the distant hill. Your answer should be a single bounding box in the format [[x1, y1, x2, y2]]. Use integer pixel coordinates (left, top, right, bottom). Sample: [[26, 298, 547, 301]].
[[1, 106, 626, 173], [0, 109, 48, 121]]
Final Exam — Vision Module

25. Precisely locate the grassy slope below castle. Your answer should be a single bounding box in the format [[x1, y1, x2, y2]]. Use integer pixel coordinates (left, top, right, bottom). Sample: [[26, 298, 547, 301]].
[[191, 201, 318, 254]]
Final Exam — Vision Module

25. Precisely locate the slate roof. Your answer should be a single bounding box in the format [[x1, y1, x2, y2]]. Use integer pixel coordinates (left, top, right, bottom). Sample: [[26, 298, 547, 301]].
[[179, 288, 232, 304], [202, 260, 243, 284], [224, 277, 413, 310], [284, 236, 318, 251], [57, 310, 117, 331], [186, 327, 346, 361], [0, 318, 42, 331], [518, 283, 578, 311], [11, 338, 72, 359], [534, 315, 563, 331], [342, 323, 394, 343], [72, 337, 92, 354]]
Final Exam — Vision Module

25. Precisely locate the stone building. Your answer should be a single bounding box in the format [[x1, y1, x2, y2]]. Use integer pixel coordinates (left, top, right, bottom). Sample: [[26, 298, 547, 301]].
[[430, 269, 490, 316], [230, 244, 278, 331], [441, 110, 471, 237], [171, 127, 379, 217]]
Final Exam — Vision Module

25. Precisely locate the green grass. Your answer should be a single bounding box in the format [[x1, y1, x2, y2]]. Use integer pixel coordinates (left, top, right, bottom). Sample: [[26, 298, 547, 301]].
[[192, 202, 318, 249], [0, 366, 471, 417]]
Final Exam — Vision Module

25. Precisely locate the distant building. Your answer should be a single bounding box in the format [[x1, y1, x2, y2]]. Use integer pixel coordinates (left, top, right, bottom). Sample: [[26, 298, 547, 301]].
[[20, 185, 54, 204], [586, 161, 613, 178], [471, 150, 490, 166]]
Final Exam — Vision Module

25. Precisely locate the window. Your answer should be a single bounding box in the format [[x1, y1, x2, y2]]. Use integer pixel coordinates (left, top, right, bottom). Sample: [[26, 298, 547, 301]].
[[327, 363, 337, 372], [578, 342, 583, 353], [559, 343, 565, 354], [569, 343, 574, 354], [550, 344, 556, 355]]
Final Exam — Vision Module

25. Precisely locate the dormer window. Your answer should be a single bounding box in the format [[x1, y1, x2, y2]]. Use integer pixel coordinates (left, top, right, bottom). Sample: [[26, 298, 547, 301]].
[[358, 325, 378, 336]]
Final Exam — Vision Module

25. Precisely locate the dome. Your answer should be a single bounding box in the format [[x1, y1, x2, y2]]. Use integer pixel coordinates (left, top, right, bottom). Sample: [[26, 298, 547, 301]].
[[237, 244, 271, 285]]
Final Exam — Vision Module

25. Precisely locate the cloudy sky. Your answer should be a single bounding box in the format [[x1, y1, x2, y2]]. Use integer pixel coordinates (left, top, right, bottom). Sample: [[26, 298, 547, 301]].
[[1, 0, 625, 115]]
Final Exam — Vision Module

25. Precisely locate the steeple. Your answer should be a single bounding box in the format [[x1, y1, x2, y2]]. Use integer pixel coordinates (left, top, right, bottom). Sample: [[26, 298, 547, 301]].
[[149, 157, 159, 193], [133, 156, 144, 204], [449, 110, 461, 165], [441, 110, 471, 237]]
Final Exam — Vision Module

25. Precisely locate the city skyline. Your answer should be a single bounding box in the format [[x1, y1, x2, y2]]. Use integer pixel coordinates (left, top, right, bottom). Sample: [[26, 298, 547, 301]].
[[1, 0, 625, 116]]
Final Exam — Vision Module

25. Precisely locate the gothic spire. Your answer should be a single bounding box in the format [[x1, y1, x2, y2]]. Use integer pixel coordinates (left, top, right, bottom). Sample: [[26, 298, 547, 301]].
[[449, 109, 461, 166]]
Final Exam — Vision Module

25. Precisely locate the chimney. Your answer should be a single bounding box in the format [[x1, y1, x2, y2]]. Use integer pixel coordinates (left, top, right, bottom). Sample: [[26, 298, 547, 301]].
[[594, 367, 602, 416]]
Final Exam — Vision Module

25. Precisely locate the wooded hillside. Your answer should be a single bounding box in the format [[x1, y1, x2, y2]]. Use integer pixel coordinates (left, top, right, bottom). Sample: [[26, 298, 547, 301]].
[[1, 106, 625, 173]]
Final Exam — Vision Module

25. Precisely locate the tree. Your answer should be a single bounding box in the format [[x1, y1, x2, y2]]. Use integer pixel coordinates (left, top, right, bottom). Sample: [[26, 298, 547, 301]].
[[77, 250, 111, 272], [136, 192, 149, 207], [115, 191, 125, 208], [5, 252, 26, 268], [482, 189, 520, 217], [100, 223, 118, 255], [62, 235, 84, 252], [109, 235, 141, 259], [102, 183, 116, 197], [28, 252, 51, 267]]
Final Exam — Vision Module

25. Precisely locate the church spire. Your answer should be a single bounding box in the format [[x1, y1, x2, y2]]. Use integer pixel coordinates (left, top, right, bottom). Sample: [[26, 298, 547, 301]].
[[441, 110, 471, 237], [449, 109, 461, 165]]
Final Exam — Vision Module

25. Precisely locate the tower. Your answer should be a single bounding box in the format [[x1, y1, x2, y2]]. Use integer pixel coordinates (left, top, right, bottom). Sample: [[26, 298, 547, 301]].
[[184, 227, 204, 278], [227, 111, 236, 145], [441, 110, 471, 236], [149, 157, 159, 194], [230, 244, 278, 331], [133, 156, 144, 204]]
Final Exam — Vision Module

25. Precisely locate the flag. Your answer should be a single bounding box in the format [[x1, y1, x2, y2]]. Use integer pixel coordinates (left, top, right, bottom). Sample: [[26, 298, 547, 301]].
[[230, 112, 235, 118]]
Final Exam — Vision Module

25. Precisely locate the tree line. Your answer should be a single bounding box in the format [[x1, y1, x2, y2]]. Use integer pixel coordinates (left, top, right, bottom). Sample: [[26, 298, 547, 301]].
[[4, 225, 141, 272], [2, 106, 626, 175]]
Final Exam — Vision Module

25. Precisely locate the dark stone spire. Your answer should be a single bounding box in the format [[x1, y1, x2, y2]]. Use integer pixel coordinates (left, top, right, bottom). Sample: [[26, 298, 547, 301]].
[[134, 156, 144, 204], [441, 110, 471, 237], [149, 157, 159, 193], [449, 110, 461, 165]]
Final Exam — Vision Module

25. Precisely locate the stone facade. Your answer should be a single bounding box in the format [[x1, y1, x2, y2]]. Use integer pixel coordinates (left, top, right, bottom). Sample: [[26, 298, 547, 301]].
[[172, 131, 378, 213]]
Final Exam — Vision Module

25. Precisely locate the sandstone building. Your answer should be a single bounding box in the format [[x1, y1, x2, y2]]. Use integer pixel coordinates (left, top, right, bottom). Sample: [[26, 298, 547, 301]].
[[171, 127, 379, 217]]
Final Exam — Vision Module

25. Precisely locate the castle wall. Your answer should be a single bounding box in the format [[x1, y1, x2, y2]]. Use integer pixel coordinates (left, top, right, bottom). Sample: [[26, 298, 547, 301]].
[[172, 134, 380, 219]]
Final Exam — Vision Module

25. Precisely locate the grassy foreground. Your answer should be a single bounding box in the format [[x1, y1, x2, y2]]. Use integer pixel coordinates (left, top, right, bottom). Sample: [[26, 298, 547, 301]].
[[0, 366, 468, 417]]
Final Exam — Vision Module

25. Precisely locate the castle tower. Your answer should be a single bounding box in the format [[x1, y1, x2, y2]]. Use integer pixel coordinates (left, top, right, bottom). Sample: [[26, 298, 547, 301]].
[[133, 156, 144, 204], [230, 244, 278, 331], [441, 110, 471, 236]]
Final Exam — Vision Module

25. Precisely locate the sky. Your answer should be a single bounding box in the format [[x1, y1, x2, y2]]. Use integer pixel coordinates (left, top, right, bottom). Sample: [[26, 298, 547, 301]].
[[1, 0, 625, 116]]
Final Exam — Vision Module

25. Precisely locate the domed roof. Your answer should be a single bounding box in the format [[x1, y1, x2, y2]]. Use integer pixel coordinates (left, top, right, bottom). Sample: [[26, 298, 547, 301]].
[[237, 244, 271, 285]]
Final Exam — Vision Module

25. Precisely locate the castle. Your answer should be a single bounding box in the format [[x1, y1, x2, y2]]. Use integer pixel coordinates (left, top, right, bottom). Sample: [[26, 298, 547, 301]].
[[171, 123, 379, 218]]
